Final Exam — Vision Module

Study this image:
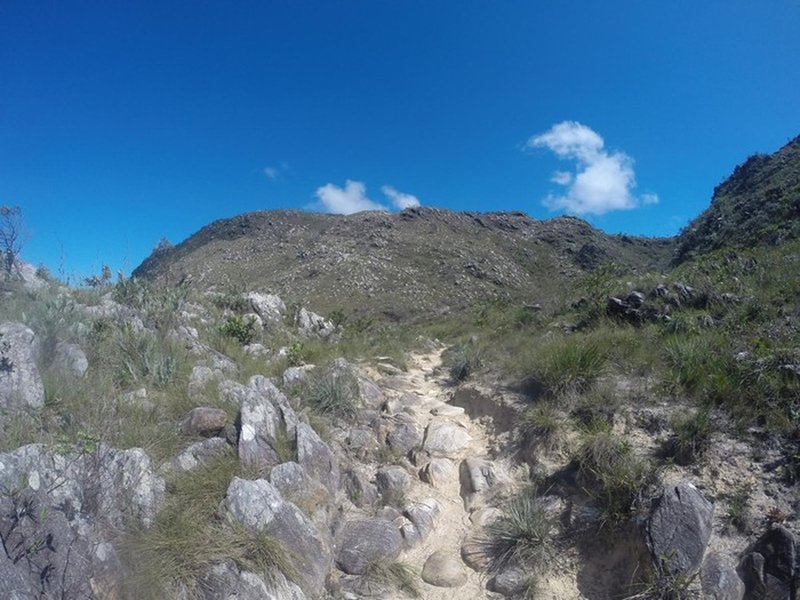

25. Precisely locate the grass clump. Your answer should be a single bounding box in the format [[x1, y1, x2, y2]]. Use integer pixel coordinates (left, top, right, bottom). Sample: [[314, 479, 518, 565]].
[[120, 456, 292, 597], [303, 364, 359, 419], [481, 491, 552, 578], [576, 425, 655, 524], [443, 340, 483, 382], [666, 408, 711, 465], [521, 401, 566, 454], [532, 335, 608, 395], [358, 560, 420, 598]]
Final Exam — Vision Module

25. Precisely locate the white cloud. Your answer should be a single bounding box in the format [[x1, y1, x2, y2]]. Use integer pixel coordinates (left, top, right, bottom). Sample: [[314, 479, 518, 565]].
[[263, 161, 289, 180], [263, 166, 279, 180], [315, 180, 387, 214], [528, 121, 657, 216], [381, 185, 420, 210]]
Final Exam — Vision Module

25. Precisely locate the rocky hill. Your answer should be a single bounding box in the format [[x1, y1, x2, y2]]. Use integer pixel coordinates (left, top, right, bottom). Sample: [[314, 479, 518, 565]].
[[132, 208, 673, 322], [675, 134, 800, 263]]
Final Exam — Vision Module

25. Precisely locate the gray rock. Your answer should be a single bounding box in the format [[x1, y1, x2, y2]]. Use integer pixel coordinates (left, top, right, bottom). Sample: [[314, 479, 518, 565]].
[[647, 482, 714, 577], [180, 406, 229, 437], [343, 469, 379, 508], [51, 341, 88, 377], [243, 342, 269, 357], [282, 365, 313, 388], [296, 422, 339, 494], [170, 438, 231, 473], [0, 322, 44, 413], [738, 525, 798, 600], [404, 498, 440, 541], [187, 365, 220, 401], [247, 292, 286, 327], [421, 550, 467, 588], [236, 378, 298, 474], [422, 421, 472, 457], [296, 307, 336, 339], [224, 477, 331, 597], [701, 553, 744, 600], [0, 443, 164, 598], [420, 458, 456, 488], [490, 566, 528, 596], [335, 518, 402, 575], [376, 466, 411, 504], [387, 417, 422, 455], [270, 462, 330, 521], [461, 536, 489, 571], [199, 559, 306, 600]]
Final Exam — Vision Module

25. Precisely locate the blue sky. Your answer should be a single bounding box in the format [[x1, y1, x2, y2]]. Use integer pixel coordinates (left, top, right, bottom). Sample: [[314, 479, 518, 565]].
[[1, 1, 798, 280]]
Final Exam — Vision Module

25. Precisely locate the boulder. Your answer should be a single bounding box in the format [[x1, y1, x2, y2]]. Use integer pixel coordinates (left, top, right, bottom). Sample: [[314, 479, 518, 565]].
[[335, 518, 402, 575], [247, 292, 286, 327], [404, 498, 440, 541], [270, 462, 330, 522], [180, 407, 229, 437], [224, 477, 331, 597], [647, 482, 714, 577], [738, 525, 799, 600], [701, 553, 744, 600], [0, 322, 44, 413], [51, 341, 88, 377], [187, 365, 220, 401], [387, 416, 422, 455], [0, 443, 164, 598], [420, 458, 456, 488], [421, 550, 467, 588], [490, 566, 528, 596], [170, 438, 231, 473], [422, 421, 473, 458], [296, 307, 336, 339], [376, 466, 411, 505], [343, 469, 379, 508], [461, 536, 490, 571]]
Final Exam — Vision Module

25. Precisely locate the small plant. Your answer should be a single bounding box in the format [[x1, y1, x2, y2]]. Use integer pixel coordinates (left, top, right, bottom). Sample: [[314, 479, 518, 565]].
[[286, 341, 306, 367], [723, 485, 751, 533], [219, 315, 258, 345], [481, 491, 552, 578], [304, 365, 359, 419], [0, 332, 12, 374]]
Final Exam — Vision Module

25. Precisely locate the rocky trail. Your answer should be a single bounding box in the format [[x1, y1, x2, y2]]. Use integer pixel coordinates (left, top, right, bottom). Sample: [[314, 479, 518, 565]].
[[357, 346, 520, 599]]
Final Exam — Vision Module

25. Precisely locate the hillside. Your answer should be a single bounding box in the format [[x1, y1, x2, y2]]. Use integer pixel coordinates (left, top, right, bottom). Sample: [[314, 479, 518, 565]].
[[675, 134, 800, 263], [132, 208, 673, 322]]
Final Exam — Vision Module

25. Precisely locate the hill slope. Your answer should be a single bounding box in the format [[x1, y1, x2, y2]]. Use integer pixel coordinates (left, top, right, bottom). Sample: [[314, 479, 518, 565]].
[[132, 208, 672, 322], [675, 134, 800, 263]]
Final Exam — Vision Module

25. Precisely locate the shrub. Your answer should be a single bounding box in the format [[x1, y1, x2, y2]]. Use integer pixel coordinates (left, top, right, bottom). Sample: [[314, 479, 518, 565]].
[[481, 491, 552, 579], [219, 315, 258, 345], [521, 401, 565, 454], [107, 325, 183, 390]]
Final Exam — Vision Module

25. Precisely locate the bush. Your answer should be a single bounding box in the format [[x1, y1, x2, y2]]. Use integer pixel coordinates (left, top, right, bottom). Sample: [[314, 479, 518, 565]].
[[481, 491, 552, 579], [219, 315, 258, 345]]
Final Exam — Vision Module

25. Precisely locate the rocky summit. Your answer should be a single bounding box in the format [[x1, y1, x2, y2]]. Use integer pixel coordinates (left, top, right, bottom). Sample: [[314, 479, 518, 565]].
[[1, 135, 799, 599]]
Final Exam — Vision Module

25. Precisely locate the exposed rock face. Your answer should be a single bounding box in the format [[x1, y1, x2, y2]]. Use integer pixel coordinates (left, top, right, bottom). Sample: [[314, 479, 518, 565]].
[[0, 443, 164, 598], [738, 525, 799, 600], [421, 549, 467, 587], [198, 559, 306, 600], [334, 518, 402, 575], [647, 482, 714, 577], [0, 322, 44, 413], [170, 438, 231, 473], [224, 477, 331, 597], [296, 422, 339, 494]]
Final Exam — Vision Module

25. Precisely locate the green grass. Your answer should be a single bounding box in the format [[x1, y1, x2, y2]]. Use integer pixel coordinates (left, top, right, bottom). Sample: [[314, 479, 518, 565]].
[[358, 560, 420, 598], [531, 335, 608, 395], [521, 401, 566, 454], [666, 408, 711, 465], [302, 364, 359, 419]]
